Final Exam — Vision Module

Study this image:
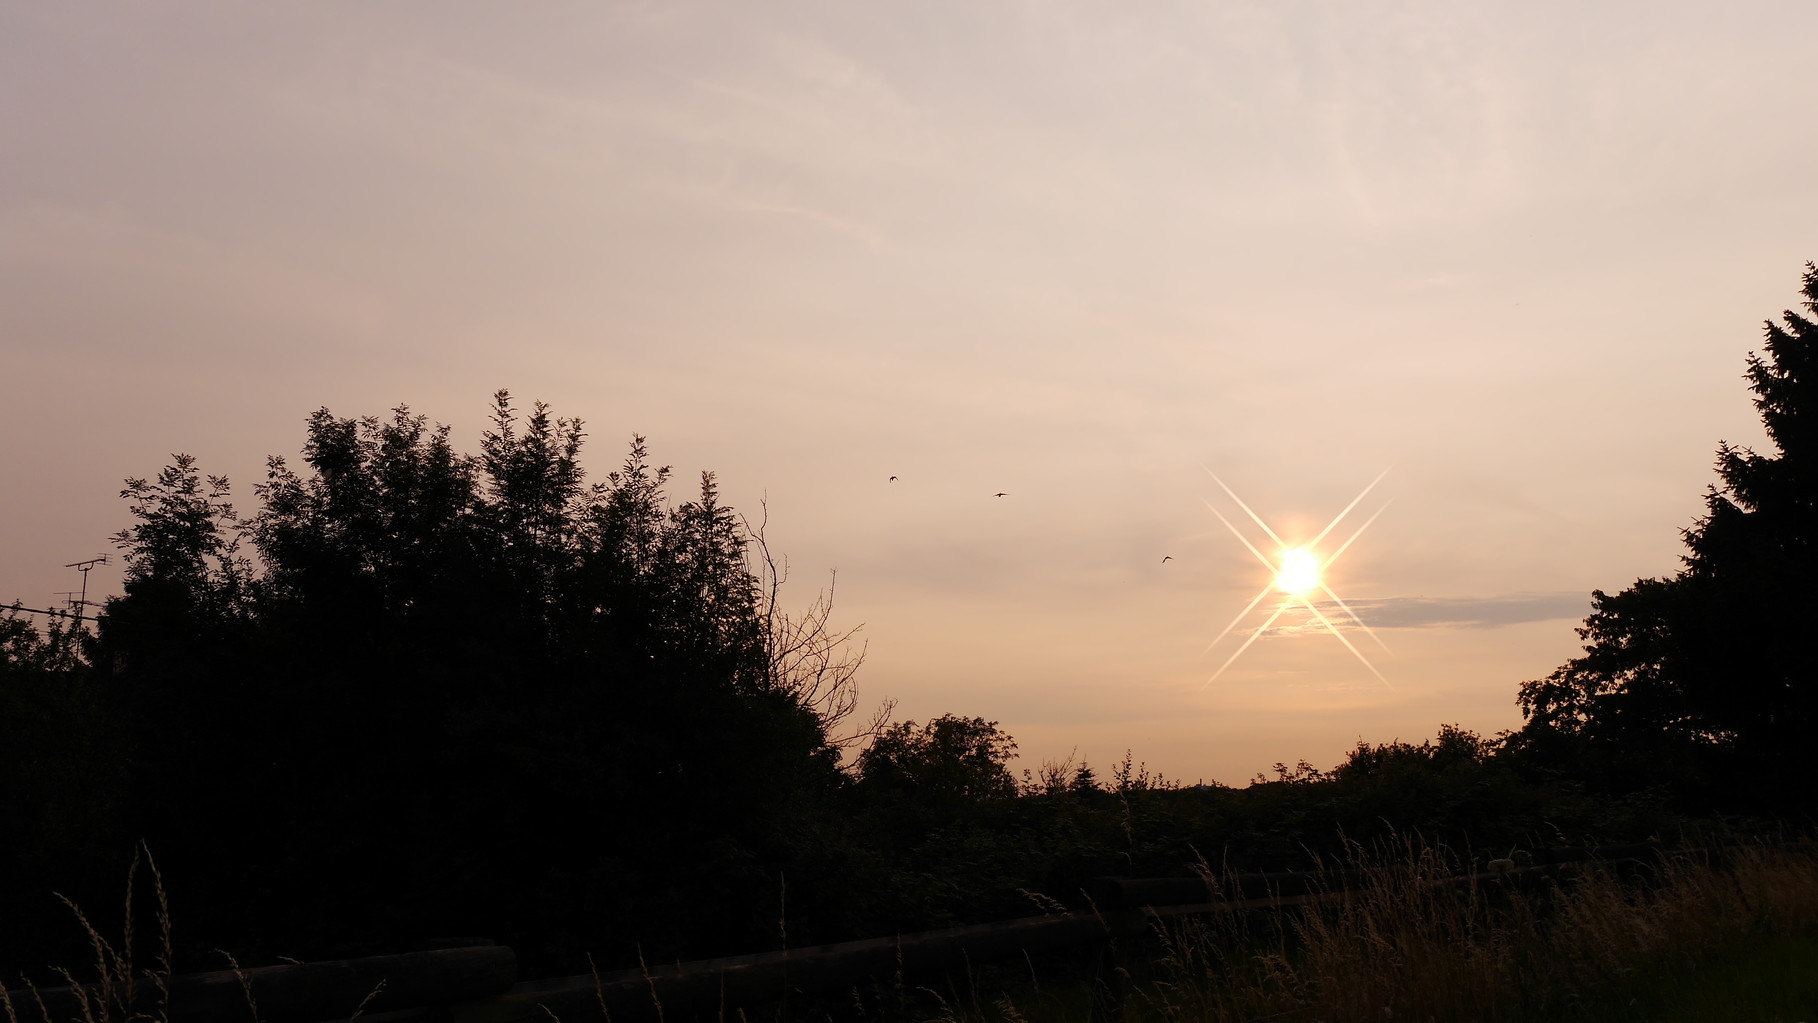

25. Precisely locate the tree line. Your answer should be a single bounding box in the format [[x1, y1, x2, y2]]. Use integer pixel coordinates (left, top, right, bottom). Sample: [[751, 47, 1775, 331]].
[[4, 264, 1814, 984]]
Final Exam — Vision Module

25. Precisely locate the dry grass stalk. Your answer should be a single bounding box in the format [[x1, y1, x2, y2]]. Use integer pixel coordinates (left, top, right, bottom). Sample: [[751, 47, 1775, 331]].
[[214, 950, 260, 1023], [5, 841, 172, 1023], [345, 979, 386, 1023]]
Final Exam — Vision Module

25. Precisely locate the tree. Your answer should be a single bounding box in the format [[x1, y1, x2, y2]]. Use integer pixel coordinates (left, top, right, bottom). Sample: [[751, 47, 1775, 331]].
[[857, 715, 1019, 804], [253, 404, 478, 624], [103, 455, 249, 626], [93, 455, 261, 866], [0, 607, 132, 978], [0, 608, 119, 851], [76, 393, 860, 972], [1516, 263, 1818, 807]]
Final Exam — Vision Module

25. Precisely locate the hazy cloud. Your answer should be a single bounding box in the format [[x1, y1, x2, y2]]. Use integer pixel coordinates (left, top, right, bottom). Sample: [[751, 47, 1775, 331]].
[[1347, 593, 1591, 630]]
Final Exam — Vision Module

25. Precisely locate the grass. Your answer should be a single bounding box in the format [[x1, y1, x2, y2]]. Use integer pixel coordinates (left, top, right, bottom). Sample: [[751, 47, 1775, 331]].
[[0, 844, 389, 1023], [1, 842, 173, 1023], [14, 839, 1818, 1023], [1582, 929, 1818, 1023], [916, 837, 1818, 1023]]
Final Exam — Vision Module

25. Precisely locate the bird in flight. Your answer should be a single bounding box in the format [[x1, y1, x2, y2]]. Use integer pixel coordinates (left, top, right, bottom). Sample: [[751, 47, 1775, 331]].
[[889, 476, 898, 481], [993, 492, 1008, 497], [1162, 556, 1173, 563]]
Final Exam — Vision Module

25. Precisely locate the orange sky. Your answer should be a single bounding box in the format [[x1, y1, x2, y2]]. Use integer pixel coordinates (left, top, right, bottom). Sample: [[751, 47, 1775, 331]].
[[3, 2, 1812, 783]]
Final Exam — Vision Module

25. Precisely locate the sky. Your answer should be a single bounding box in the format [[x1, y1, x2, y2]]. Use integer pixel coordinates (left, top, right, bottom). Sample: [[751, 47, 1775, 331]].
[[3, 1, 1814, 785]]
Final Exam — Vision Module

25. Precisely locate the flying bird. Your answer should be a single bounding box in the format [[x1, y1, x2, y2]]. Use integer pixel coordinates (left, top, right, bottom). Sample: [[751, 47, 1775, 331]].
[[994, 492, 1008, 497], [1162, 556, 1173, 563], [889, 476, 898, 481]]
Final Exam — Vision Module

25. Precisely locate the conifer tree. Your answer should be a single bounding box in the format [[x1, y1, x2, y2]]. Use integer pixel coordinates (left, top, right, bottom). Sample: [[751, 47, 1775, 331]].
[[1517, 264, 1818, 806]]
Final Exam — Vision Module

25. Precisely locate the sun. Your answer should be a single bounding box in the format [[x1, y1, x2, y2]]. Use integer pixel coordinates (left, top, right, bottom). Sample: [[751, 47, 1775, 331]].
[[1274, 547, 1321, 597], [1199, 467, 1395, 687]]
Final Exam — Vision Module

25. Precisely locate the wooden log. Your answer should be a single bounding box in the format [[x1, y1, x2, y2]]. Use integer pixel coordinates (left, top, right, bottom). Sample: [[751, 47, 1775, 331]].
[[4, 946, 516, 1023]]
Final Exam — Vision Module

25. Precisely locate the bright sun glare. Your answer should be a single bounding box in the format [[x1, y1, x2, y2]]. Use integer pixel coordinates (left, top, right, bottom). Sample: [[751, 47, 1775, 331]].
[[1201, 467, 1395, 688], [1274, 547, 1321, 597]]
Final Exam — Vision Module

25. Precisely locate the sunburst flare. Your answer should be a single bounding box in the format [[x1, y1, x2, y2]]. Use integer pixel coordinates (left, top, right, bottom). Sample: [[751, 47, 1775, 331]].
[[1201, 468, 1393, 688]]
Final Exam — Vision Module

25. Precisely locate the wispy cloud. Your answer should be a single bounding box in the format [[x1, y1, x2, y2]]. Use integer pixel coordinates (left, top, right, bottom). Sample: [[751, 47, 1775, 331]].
[[1342, 593, 1590, 630]]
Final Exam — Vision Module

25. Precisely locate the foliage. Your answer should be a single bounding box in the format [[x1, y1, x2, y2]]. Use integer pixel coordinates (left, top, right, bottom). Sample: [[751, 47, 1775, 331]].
[[0, 608, 133, 977], [857, 715, 1019, 805], [1515, 263, 1818, 812], [0, 394, 869, 977], [0, 603, 87, 673], [1019, 747, 1098, 797], [1005, 839, 1818, 1023]]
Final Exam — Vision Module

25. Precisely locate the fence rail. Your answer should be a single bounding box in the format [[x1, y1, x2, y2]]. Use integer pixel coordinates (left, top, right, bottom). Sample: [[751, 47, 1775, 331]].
[[14, 840, 1801, 1023]]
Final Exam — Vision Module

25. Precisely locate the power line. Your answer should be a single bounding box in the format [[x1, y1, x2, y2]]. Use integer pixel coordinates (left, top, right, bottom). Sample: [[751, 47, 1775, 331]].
[[7, 557, 115, 623], [4, 603, 90, 620]]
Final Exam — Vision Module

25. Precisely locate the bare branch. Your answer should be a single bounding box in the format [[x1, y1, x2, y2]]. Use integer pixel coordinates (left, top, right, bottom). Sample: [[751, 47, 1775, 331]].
[[742, 499, 879, 746]]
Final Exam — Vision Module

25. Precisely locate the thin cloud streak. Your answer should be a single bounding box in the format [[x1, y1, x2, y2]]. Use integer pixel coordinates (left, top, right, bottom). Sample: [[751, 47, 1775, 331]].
[[1348, 593, 1592, 630]]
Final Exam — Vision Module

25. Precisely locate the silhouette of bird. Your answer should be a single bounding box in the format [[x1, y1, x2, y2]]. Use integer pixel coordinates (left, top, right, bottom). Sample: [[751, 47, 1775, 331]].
[[993, 492, 1008, 497], [889, 476, 898, 481], [1162, 556, 1173, 563]]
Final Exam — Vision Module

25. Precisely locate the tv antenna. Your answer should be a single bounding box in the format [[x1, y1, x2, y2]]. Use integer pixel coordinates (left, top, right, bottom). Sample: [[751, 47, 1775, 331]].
[[62, 555, 109, 625]]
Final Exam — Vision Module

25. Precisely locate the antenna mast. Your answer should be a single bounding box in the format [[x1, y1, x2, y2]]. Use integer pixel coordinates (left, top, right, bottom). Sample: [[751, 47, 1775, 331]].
[[62, 555, 110, 625]]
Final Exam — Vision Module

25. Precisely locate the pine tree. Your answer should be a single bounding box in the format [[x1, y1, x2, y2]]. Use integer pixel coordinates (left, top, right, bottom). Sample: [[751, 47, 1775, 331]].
[[1517, 264, 1818, 807]]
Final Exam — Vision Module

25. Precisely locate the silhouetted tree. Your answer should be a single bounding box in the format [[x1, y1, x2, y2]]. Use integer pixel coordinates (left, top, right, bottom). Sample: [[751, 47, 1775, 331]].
[[75, 393, 855, 973], [100, 455, 251, 676], [1516, 264, 1818, 810], [858, 715, 1019, 805], [0, 608, 129, 954]]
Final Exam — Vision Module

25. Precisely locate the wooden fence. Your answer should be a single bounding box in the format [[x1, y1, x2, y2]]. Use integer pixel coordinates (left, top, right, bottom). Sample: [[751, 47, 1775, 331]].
[[12, 840, 1791, 1023]]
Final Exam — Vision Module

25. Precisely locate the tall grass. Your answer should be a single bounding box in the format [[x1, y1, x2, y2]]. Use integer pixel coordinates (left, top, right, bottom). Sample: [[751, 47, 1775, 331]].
[[16, 839, 1817, 1023], [1, 844, 390, 1023], [1122, 837, 1818, 1023], [1, 842, 173, 1023]]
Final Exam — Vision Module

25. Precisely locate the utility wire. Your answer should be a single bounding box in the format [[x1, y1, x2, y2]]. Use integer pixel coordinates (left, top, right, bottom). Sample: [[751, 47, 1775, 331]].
[[4, 603, 95, 620]]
